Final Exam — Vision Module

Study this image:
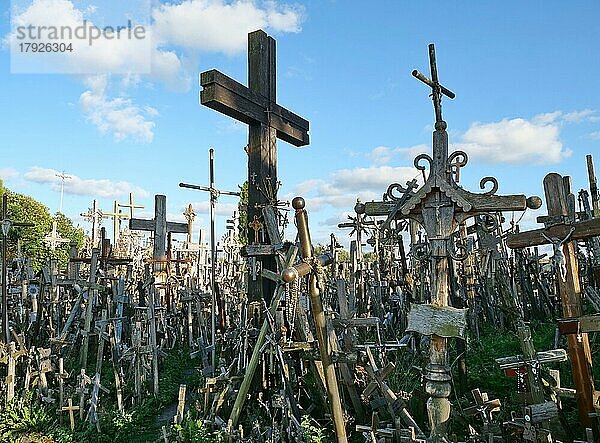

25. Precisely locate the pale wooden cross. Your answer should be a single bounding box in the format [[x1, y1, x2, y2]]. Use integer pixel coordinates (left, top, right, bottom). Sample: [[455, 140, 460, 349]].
[[61, 398, 80, 431], [43, 221, 70, 251], [102, 200, 130, 247], [463, 388, 501, 424], [61, 398, 79, 431], [200, 29, 309, 301], [118, 192, 144, 219]]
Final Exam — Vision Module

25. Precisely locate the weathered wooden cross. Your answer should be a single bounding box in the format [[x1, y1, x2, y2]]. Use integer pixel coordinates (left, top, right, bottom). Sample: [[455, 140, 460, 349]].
[[61, 398, 80, 431], [200, 29, 309, 301], [130, 194, 188, 272], [364, 44, 540, 441], [507, 173, 600, 430]]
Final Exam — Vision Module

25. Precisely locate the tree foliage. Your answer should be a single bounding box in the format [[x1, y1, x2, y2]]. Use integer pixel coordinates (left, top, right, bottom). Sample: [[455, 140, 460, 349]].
[[0, 181, 85, 271]]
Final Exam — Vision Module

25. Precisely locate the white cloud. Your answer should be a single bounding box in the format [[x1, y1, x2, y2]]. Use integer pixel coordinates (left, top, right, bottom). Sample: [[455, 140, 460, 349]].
[[289, 165, 422, 212], [152, 0, 303, 55], [0, 168, 19, 181], [79, 75, 157, 143], [590, 131, 600, 140], [456, 117, 571, 165], [186, 201, 239, 217], [9, 0, 151, 74], [8, 0, 302, 141], [24, 167, 149, 198]]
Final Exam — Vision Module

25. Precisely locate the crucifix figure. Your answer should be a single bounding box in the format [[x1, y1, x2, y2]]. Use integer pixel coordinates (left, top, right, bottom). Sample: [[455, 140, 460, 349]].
[[507, 173, 600, 432], [364, 44, 540, 442], [541, 226, 575, 282], [200, 29, 309, 301], [183, 204, 196, 244]]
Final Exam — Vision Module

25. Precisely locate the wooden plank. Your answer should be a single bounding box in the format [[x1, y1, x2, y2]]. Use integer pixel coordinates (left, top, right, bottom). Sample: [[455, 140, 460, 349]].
[[406, 304, 467, 338], [580, 315, 600, 333], [262, 206, 282, 245], [507, 217, 600, 249], [364, 201, 395, 217], [241, 244, 276, 256]]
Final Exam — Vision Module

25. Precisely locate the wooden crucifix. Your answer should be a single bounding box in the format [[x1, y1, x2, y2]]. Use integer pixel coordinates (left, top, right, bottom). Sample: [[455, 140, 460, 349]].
[[200, 29, 309, 301], [507, 172, 599, 431], [363, 44, 541, 442]]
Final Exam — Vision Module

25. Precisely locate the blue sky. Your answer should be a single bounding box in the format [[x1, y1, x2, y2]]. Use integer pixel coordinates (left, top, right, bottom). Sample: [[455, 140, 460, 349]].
[[1, 0, 599, 247]]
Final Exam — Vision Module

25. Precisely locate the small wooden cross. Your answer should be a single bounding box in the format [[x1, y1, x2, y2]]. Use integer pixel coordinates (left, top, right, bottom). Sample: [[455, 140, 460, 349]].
[[118, 192, 145, 219], [464, 388, 501, 424], [61, 398, 80, 431]]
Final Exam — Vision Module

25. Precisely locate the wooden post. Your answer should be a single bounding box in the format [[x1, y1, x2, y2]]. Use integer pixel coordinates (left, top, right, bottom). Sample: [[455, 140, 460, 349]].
[[175, 384, 186, 425], [80, 248, 99, 368], [287, 197, 347, 443]]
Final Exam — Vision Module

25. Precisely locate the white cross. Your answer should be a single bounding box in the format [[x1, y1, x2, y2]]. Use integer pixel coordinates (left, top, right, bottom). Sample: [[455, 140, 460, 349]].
[[43, 221, 70, 251]]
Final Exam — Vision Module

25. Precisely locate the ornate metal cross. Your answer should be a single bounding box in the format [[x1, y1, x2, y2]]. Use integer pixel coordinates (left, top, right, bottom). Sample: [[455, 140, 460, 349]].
[[365, 44, 541, 441]]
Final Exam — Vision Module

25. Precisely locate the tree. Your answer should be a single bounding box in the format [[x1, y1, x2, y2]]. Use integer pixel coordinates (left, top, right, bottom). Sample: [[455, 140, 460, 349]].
[[0, 181, 85, 271]]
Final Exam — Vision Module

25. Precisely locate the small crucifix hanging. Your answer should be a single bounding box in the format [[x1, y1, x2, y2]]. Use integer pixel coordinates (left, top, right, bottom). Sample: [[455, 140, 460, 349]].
[[248, 215, 264, 245]]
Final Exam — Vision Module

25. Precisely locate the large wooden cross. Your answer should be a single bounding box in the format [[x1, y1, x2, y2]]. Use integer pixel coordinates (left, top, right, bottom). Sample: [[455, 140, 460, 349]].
[[200, 29, 309, 300], [507, 172, 600, 431]]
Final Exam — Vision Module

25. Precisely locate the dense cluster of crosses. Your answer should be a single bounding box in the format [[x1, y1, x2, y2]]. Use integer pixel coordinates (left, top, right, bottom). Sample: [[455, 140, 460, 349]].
[[1, 30, 600, 443]]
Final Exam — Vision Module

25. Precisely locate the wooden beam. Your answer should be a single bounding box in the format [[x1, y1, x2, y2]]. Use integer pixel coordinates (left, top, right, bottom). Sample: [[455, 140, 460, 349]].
[[507, 218, 600, 249]]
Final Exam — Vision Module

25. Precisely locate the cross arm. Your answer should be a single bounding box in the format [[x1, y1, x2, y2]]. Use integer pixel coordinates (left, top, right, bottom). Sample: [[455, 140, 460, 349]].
[[129, 218, 188, 235], [506, 218, 600, 249], [200, 70, 309, 147]]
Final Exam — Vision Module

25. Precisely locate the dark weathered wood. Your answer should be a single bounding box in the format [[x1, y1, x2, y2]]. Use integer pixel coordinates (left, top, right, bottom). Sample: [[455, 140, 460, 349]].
[[201, 30, 310, 301], [507, 218, 600, 249]]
